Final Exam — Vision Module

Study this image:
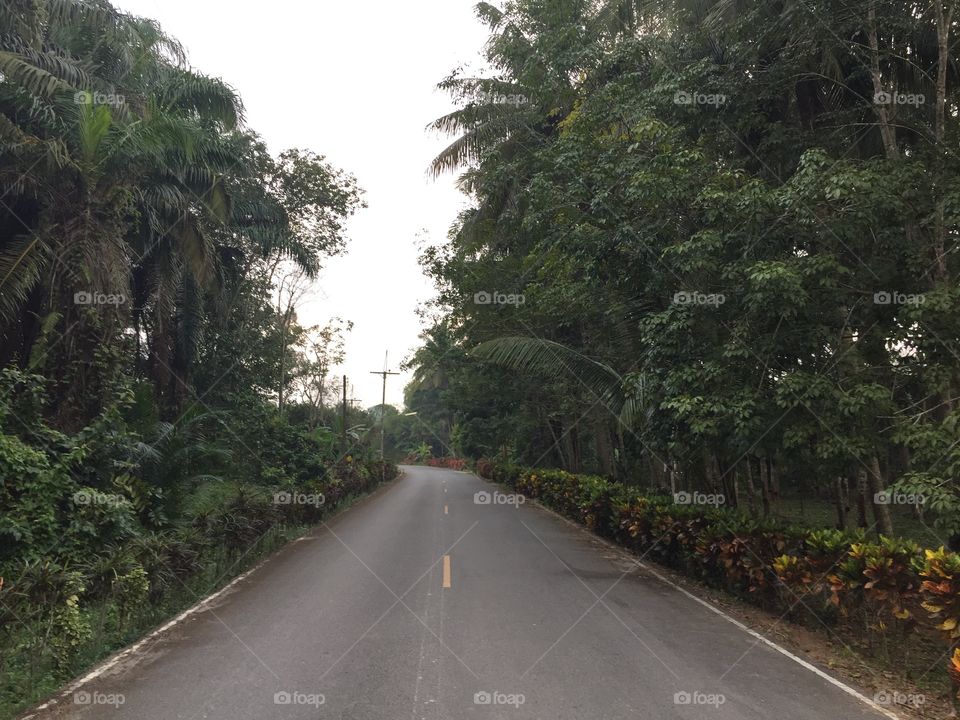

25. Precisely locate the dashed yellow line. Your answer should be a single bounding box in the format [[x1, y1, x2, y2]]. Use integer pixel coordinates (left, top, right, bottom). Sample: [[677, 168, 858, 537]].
[[442, 555, 451, 588], [444, 504, 448, 515]]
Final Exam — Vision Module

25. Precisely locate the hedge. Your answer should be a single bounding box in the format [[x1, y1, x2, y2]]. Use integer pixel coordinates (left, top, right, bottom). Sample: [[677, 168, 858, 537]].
[[402, 456, 468, 470]]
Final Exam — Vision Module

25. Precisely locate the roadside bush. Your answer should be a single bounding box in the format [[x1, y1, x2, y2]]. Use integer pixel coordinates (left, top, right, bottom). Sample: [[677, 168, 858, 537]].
[[0, 456, 397, 716], [425, 456, 467, 470], [474, 458, 494, 479], [402, 455, 468, 470]]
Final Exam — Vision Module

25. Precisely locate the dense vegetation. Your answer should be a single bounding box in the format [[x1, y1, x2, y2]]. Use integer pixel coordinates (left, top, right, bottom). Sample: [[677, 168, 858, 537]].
[[0, 2, 394, 716], [409, 0, 960, 549]]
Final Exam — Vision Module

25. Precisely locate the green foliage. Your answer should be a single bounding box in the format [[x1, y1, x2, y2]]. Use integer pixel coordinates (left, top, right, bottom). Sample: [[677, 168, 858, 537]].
[[412, 0, 960, 546], [0, 453, 394, 716], [410, 442, 432, 462], [0, 357, 399, 715], [0, 2, 383, 716]]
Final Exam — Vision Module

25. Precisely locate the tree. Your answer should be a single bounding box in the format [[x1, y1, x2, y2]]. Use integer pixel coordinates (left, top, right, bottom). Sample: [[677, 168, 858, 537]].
[[414, 0, 960, 539], [294, 318, 353, 427]]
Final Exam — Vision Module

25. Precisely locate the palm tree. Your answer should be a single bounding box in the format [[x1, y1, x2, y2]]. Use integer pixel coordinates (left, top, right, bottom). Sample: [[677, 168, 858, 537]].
[[0, 0, 248, 422], [427, 0, 599, 178], [471, 335, 641, 427]]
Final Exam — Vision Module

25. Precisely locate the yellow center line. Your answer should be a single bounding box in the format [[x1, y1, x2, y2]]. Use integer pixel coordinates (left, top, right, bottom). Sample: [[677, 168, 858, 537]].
[[444, 504, 448, 514], [442, 555, 452, 588]]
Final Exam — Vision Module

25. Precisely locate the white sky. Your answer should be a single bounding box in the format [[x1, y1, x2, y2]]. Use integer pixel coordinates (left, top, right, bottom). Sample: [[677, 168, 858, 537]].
[[114, 0, 489, 408]]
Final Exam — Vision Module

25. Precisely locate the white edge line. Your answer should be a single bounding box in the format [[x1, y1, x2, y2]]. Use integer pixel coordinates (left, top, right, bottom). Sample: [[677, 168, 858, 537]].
[[20, 471, 406, 720], [633, 560, 902, 720], [20, 558, 263, 718], [473, 472, 903, 720]]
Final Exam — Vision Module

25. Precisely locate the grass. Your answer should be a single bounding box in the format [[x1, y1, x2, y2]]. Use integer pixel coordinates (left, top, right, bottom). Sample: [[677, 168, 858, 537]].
[[0, 522, 305, 719], [771, 494, 947, 547]]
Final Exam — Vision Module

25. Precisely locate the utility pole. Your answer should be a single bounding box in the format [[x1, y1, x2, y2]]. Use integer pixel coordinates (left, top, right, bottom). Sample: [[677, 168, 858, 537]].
[[338, 375, 362, 456], [370, 352, 400, 465], [340, 374, 348, 453]]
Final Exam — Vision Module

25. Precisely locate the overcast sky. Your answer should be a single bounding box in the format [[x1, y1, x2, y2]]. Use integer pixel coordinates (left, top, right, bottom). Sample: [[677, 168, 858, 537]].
[[114, 0, 488, 408]]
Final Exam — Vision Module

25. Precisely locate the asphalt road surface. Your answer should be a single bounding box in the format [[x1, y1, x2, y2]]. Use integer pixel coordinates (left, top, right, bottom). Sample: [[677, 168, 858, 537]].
[[26, 465, 894, 720]]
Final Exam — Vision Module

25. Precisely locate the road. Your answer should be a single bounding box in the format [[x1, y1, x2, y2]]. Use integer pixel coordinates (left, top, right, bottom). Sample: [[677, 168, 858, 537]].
[[27, 465, 893, 720]]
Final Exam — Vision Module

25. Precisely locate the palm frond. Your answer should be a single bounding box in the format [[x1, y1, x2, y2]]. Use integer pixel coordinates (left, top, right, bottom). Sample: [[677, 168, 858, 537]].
[[155, 67, 242, 130], [0, 232, 42, 326], [472, 336, 625, 409], [0, 51, 70, 98]]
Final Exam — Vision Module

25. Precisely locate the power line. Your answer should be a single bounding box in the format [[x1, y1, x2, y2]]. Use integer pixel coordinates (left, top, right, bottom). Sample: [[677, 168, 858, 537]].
[[370, 351, 400, 464]]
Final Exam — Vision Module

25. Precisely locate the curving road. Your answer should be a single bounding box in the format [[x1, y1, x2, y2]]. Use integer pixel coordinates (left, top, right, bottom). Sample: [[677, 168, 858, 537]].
[[24, 465, 894, 720]]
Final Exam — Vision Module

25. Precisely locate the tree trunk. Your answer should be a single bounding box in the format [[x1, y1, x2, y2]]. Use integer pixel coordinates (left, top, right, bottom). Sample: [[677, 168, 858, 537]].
[[593, 417, 615, 477], [651, 458, 666, 492], [569, 423, 582, 473], [833, 476, 848, 530], [867, 455, 895, 537], [704, 452, 720, 493], [546, 418, 568, 469], [730, 467, 741, 509], [932, 1, 955, 422], [766, 458, 780, 509], [759, 458, 772, 516], [855, 471, 869, 528], [743, 460, 758, 514], [314, 376, 325, 428], [866, 3, 900, 160]]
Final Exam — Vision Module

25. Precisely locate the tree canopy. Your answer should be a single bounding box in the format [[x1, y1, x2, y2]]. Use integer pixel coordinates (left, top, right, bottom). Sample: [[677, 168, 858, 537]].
[[409, 0, 960, 544]]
